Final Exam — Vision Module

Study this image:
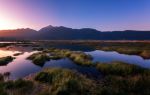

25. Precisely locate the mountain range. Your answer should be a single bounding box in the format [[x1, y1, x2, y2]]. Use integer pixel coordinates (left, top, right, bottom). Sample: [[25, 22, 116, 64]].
[[0, 25, 150, 40]]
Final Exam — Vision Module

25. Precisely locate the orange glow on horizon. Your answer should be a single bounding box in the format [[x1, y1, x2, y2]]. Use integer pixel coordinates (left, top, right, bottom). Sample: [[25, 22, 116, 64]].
[[0, 1, 56, 30], [0, 10, 26, 30]]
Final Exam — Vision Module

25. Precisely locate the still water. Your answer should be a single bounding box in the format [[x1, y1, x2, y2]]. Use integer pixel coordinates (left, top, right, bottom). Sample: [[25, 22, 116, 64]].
[[0, 47, 99, 80], [0, 46, 150, 80], [86, 50, 150, 69]]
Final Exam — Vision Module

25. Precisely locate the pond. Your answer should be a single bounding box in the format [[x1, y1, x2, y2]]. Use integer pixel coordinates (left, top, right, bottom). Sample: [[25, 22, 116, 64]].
[[0, 45, 150, 80], [86, 50, 150, 69], [0, 46, 100, 80]]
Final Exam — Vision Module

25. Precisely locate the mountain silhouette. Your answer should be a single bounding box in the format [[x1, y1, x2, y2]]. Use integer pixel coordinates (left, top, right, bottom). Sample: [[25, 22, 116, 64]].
[[0, 25, 150, 40]]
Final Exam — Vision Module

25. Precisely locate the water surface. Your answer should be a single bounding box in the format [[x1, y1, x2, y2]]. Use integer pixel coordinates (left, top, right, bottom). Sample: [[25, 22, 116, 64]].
[[0, 45, 150, 80], [86, 50, 150, 69], [0, 47, 100, 79]]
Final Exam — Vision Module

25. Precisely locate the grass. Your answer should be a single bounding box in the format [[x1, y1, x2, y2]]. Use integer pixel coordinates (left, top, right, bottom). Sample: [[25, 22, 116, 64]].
[[0, 41, 150, 95], [0, 62, 149, 95], [0, 74, 4, 82], [13, 52, 23, 56], [4, 79, 33, 89], [97, 75, 150, 95], [0, 74, 33, 95], [0, 43, 12, 48], [33, 65, 150, 95], [96, 62, 148, 76], [0, 56, 14, 66], [140, 50, 150, 59], [34, 68, 96, 95], [91, 42, 150, 59], [95, 62, 150, 95], [28, 48, 93, 66], [44, 48, 93, 66], [27, 52, 50, 66], [32, 47, 44, 51]]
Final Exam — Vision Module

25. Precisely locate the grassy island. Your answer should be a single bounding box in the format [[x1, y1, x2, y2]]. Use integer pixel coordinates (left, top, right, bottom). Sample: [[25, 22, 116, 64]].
[[0, 56, 14, 66]]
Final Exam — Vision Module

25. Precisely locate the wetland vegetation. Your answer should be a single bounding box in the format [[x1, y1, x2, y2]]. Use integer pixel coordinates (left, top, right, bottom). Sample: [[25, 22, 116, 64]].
[[0, 41, 150, 95], [0, 56, 14, 66], [28, 48, 93, 66]]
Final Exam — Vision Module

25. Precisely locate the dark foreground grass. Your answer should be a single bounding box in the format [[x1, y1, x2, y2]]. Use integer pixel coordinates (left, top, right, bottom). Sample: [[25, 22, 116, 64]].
[[95, 62, 150, 95], [96, 62, 149, 76], [34, 68, 96, 95], [0, 77, 33, 95], [0, 56, 14, 66], [33, 65, 150, 95], [0, 63, 149, 95]]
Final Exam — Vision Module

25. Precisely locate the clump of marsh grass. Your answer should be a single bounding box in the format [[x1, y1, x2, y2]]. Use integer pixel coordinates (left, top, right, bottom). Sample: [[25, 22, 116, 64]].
[[45, 48, 93, 66], [27, 52, 50, 66], [96, 62, 149, 76], [28, 48, 94, 66], [34, 68, 96, 95], [0, 56, 14, 66]]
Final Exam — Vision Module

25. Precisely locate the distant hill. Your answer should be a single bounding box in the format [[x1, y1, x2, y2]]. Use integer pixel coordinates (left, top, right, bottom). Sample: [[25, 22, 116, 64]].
[[0, 28, 37, 40], [0, 25, 150, 40]]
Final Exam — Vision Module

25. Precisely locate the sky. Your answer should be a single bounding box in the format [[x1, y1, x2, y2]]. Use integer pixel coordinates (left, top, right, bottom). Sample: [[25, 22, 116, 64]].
[[0, 0, 150, 31]]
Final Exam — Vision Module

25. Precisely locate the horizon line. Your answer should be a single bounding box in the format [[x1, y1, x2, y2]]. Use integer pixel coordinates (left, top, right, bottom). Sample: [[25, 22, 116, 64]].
[[0, 25, 150, 32]]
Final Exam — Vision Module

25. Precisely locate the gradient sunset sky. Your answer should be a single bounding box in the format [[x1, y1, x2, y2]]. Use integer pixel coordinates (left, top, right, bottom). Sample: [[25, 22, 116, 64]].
[[0, 0, 150, 31]]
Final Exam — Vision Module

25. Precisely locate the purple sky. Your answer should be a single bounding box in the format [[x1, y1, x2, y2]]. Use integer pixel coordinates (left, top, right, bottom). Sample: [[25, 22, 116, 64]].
[[0, 0, 150, 31]]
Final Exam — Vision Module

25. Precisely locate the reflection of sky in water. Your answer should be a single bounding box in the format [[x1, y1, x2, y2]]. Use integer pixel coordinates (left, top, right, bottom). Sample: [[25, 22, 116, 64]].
[[0, 49, 100, 80], [86, 50, 150, 69], [0, 47, 150, 80], [0, 50, 21, 57], [0, 51, 40, 80], [44, 58, 100, 78]]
